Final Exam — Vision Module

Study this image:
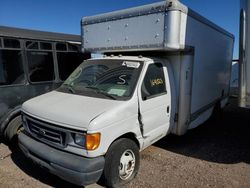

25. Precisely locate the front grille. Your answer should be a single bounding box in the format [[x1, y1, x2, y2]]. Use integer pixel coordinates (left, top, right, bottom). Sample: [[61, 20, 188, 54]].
[[26, 116, 66, 147]]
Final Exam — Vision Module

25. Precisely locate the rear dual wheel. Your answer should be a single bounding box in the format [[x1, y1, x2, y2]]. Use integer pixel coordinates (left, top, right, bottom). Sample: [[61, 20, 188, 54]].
[[103, 138, 140, 188]]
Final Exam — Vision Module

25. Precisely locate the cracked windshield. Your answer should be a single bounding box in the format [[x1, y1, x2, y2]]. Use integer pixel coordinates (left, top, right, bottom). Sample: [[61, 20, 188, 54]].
[[58, 59, 142, 100]]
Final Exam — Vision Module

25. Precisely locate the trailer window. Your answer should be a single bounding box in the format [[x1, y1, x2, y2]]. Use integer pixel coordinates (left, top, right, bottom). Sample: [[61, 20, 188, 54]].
[[57, 52, 85, 80], [40, 42, 52, 50], [141, 63, 166, 100], [27, 51, 54, 82], [4, 38, 20, 48], [0, 50, 24, 85], [26, 41, 39, 49], [68, 43, 79, 51], [56, 43, 67, 51]]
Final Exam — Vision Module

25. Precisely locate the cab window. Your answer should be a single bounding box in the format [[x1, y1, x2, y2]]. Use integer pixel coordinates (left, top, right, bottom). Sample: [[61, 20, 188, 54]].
[[141, 63, 166, 100]]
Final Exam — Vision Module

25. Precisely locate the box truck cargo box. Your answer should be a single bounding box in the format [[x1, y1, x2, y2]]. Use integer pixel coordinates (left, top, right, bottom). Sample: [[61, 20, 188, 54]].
[[82, 0, 233, 53], [82, 0, 234, 133], [19, 0, 234, 187]]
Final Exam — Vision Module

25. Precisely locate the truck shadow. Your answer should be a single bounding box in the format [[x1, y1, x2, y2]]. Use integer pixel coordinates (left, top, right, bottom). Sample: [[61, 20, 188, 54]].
[[154, 98, 250, 164], [9, 146, 84, 188]]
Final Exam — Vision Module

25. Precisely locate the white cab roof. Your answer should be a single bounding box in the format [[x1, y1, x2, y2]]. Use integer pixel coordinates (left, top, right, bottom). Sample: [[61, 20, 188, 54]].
[[90, 55, 153, 64]]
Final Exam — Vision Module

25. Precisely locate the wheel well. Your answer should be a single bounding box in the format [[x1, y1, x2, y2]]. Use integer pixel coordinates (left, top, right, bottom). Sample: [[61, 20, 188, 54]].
[[114, 133, 140, 149]]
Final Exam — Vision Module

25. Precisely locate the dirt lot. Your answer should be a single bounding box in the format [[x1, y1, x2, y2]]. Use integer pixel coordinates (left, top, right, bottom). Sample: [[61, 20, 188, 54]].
[[1, 98, 250, 188]]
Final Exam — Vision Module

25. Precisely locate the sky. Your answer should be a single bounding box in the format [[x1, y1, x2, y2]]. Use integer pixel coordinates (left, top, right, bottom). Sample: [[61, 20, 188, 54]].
[[0, 0, 239, 59]]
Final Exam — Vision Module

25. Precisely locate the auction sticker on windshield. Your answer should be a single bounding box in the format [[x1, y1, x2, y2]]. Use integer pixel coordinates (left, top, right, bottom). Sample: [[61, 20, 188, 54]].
[[122, 61, 140, 68]]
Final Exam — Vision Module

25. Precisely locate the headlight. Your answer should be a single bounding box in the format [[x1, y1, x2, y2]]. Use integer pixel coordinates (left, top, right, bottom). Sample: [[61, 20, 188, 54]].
[[74, 133, 101, 150], [74, 133, 86, 147]]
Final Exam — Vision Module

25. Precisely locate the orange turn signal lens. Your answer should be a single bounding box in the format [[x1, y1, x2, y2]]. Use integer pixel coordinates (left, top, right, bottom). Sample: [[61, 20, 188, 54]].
[[86, 133, 101, 150]]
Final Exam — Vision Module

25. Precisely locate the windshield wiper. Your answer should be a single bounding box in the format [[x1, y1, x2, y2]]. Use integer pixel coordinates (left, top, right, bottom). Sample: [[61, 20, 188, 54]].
[[85, 86, 117, 100], [85, 86, 99, 91], [62, 83, 75, 94], [98, 91, 117, 100]]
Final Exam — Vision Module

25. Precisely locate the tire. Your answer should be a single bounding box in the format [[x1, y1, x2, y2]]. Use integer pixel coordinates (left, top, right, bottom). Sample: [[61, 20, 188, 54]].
[[5, 115, 23, 142], [103, 138, 140, 188]]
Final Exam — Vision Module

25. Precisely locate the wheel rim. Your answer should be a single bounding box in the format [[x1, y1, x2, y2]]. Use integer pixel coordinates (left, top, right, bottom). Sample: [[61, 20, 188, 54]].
[[16, 126, 24, 134], [119, 149, 136, 180]]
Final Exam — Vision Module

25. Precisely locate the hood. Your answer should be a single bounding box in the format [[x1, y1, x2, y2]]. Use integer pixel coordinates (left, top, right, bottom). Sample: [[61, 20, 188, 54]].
[[22, 91, 124, 130]]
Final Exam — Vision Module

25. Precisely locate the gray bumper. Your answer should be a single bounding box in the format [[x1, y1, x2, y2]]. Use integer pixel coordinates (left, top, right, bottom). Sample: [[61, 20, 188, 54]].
[[18, 132, 105, 186]]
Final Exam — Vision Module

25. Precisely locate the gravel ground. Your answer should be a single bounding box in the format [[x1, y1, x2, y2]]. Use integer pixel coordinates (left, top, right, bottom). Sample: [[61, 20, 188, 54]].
[[1, 98, 250, 188]]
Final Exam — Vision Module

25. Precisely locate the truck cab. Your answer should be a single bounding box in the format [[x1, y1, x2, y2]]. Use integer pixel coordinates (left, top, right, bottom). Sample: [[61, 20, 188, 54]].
[[19, 56, 173, 185]]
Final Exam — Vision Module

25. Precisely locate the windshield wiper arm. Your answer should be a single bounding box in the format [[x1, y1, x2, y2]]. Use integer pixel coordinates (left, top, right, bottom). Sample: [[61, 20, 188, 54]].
[[62, 83, 75, 94], [98, 91, 117, 100], [85, 86, 99, 91], [85, 86, 117, 100]]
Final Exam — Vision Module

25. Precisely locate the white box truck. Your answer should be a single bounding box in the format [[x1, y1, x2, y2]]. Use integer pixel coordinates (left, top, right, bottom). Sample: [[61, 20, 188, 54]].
[[239, 0, 250, 107], [18, 0, 234, 187]]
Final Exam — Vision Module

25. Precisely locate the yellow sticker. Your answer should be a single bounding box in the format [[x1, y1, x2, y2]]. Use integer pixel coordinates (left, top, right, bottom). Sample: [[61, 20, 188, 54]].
[[150, 78, 164, 86]]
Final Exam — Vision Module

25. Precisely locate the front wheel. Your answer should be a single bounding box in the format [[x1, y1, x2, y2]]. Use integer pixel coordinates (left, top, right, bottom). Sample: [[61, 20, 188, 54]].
[[103, 138, 140, 188], [5, 116, 23, 143]]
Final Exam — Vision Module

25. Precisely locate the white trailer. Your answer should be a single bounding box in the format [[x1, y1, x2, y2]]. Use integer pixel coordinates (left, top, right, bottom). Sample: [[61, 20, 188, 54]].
[[18, 0, 234, 187], [239, 0, 250, 107]]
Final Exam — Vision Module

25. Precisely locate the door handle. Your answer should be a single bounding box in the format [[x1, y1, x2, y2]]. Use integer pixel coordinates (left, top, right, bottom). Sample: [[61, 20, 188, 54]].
[[167, 106, 169, 114]]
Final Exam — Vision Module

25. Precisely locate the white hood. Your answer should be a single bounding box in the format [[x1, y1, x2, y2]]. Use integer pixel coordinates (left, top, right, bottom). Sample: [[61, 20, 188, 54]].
[[22, 91, 123, 130]]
